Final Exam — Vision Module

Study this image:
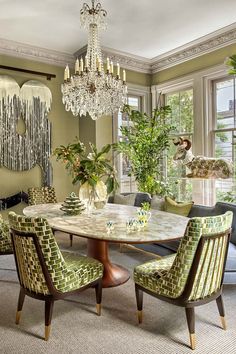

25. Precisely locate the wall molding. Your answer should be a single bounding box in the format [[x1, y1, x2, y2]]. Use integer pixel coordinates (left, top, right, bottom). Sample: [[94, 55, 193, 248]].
[[151, 23, 236, 73], [0, 37, 75, 68], [1, 22, 236, 74]]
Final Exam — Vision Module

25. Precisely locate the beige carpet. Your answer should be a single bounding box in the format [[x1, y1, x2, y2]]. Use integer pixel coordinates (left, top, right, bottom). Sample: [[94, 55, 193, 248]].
[[0, 234, 236, 354]]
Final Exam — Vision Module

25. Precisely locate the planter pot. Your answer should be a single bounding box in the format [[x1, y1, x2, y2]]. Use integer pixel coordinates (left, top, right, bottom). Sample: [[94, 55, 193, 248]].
[[79, 180, 107, 211]]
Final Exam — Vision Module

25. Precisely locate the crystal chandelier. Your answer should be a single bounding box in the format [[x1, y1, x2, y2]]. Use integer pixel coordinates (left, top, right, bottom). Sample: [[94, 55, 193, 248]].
[[61, 0, 127, 120]]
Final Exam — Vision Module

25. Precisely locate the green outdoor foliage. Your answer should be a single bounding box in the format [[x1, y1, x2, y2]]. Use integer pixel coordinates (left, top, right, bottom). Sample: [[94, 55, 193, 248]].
[[216, 190, 236, 203], [54, 139, 118, 194], [114, 104, 174, 195], [225, 55, 236, 75], [166, 89, 194, 201]]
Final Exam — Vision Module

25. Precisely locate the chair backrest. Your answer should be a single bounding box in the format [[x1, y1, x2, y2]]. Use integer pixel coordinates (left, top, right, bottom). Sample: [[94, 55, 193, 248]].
[[155, 212, 233, 301], [187, 227, 231, 301], [0, 215, 13, 254], [8, 212, 73, 296], [28, 187, 57, 205]]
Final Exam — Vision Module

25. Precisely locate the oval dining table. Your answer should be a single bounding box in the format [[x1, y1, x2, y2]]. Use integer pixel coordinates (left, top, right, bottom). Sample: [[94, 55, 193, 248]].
[[23, 203, 189, 288]]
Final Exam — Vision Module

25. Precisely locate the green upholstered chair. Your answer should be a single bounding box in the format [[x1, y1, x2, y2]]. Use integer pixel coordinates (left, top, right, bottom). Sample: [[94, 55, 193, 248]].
[[28, 186, 74, 247], [0, 215, 13, 255], [9, 212, 103, 341], [134, 212, 233, 350], [28, 186, 57, 205]]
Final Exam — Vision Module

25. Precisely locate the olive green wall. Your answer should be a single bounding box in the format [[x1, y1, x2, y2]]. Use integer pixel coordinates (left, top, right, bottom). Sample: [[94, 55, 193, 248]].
[[126, 69, 151, 87], [152, 43, 236, 84], [0, 54, 79, 217]]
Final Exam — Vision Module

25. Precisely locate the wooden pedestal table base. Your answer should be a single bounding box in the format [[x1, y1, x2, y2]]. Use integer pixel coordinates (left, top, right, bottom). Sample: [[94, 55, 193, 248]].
[[87, 239, 130, 288]]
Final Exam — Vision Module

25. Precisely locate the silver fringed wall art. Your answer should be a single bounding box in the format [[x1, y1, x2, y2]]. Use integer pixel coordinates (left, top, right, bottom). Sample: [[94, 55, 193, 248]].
[[0, 75, 52, 185]]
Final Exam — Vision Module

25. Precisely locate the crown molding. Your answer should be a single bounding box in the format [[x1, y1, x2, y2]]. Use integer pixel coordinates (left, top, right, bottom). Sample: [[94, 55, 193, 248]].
[[74, 45, 152, 74], [151, 23, 236, 73], [1, 22, 236, 75], [0, 38, 75, 68]]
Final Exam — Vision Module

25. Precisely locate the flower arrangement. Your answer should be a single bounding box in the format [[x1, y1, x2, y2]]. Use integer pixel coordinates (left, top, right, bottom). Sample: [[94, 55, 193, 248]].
[[54, 139, 118, 194]]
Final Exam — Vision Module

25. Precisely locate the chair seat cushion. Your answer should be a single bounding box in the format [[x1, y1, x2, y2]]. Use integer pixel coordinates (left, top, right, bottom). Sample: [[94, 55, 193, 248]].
[[134, 254, 175, 292], [60, 252, 103, 292]]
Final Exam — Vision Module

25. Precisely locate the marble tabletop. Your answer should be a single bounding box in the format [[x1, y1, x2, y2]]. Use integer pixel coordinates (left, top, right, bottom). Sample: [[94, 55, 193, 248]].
[[23, 203, 189, 244]]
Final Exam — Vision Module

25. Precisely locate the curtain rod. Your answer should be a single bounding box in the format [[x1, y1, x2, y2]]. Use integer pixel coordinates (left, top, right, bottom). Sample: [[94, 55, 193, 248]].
[[0, 65, 56, 80]]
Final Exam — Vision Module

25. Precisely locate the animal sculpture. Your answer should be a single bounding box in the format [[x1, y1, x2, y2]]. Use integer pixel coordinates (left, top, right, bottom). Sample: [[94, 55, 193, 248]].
[[173, 137, 233, 179]]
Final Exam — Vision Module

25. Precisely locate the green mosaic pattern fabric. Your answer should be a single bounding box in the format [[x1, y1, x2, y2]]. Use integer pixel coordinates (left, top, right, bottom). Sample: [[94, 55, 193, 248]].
[[0, 215, 13, 253], [28, 187, 57, 205], [134, 212, 232, 301], [189, 232, 228, 300], [134, 254, 175, 290], [8, 212, 103, 295]]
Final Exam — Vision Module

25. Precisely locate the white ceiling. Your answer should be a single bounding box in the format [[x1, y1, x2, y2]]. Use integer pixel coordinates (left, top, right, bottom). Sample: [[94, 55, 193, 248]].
[[1, 0, 236, 59]]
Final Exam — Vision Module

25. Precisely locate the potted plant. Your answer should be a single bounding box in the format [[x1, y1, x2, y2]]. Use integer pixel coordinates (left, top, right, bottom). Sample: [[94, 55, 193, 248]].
[[114, 104, 174, 196], [54, 139, 118, 208]]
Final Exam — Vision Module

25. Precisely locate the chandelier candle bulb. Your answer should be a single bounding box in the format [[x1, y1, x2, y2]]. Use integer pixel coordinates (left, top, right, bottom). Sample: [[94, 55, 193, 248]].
[[98, 60, 102, 72], [117, 63, 120, 78], [75, 58, 80, 73], [64, 68, 67, 81], [123, 69, 126, 82], [110, 61, 114, 74], [107, 57, 110, 72], [85, 56, 88, 68], [66, 65, 70, 81], [80, 58, 84, 72]]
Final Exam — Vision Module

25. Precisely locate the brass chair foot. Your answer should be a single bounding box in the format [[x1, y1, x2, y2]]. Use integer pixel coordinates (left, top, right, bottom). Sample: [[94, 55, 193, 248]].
[[137, 310, 143, 324], [189, 333, 196, 350], [45, 325, 51, 341], [220, 316, 227, 330], [96, 303, 101, 316], [15, 310, 21, 324]]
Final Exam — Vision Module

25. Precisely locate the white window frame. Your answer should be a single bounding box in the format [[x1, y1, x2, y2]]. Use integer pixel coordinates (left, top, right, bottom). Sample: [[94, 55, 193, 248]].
[[152, 63, 228, 205]]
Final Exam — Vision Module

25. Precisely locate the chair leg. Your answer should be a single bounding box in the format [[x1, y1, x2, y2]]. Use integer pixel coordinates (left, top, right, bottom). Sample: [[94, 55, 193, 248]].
[[185, 307, 196, 350], [95, 280, 102, 316], [135, 284, 143, 324], [216, 295, 226, 330], [45, 300, 54, 341], [69, 234, 73, 247], [16, 287, 25, 324]]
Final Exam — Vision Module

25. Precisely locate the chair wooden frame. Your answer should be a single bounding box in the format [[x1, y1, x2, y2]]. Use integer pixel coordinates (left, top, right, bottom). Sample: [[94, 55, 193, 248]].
[[11, 229, 102, 341], [135, 229, 231, 350]]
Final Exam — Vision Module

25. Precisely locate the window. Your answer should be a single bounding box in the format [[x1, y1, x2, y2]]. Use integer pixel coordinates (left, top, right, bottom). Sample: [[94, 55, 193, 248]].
[[116, 95, 141, 193], [165, 88, 194, 201], [213, 77, 236, 202]]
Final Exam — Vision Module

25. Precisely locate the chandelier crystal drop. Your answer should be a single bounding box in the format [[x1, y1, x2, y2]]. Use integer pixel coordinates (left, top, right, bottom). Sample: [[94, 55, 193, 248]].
[[61, 0, 127, 120]]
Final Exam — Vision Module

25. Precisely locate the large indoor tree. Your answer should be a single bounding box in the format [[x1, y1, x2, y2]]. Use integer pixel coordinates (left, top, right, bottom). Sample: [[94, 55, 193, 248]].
[[114, 104, 174, 195]]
